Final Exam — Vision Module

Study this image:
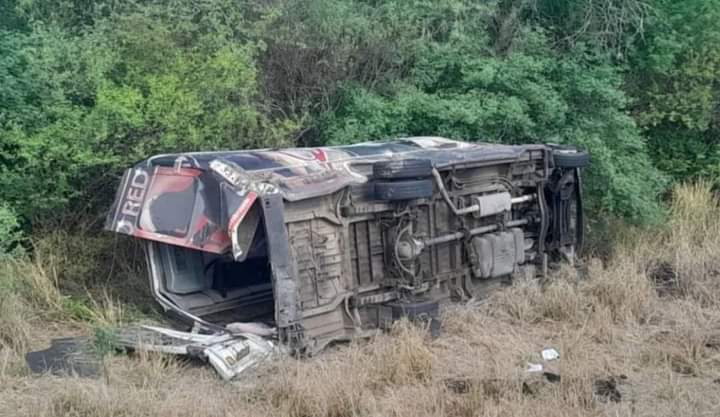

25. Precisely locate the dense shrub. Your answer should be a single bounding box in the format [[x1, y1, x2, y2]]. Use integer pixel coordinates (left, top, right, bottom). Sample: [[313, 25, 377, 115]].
[[1, 0, 718, 229], [0, 203, 24, 258], [316, 5, 666, 221], [0, 2, 297, 223], [626, 0, 720, 182]]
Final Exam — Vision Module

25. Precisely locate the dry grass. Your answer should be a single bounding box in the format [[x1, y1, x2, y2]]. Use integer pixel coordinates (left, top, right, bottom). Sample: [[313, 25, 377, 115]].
[[2, 182, 720, 417], [665, 181, 720, 304]]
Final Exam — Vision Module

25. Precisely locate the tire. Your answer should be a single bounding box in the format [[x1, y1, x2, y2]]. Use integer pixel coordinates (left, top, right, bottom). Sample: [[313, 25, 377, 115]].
[[375, 179, 434, 201], [553, 149, 590, 168], [373, 159, 433, 179]]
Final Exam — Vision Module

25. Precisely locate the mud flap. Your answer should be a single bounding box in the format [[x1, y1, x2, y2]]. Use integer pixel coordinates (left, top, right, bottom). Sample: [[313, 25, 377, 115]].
[[25, 337, 100, 377], [259, 193, 304, 351]]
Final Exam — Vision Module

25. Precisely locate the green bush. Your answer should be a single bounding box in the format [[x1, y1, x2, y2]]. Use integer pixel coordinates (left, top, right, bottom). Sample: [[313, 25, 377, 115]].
[[3, 0, 720, 230], [0, 204, 24, 258], [318, 10, 666, 222], [626, 0, 720, 182], [0, 3, 297, 223]]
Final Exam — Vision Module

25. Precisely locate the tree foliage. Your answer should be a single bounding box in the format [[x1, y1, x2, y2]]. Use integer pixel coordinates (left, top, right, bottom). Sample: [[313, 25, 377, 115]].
[[2, 0, 718, 233], [0, 203, 25, 258], [1, 1, 296, 223], [316, 1, 666, 221], [626, 0, 720, 181]]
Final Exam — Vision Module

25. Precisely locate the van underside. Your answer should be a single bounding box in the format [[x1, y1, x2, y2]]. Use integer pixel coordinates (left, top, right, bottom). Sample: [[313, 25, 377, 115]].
[[122, 141, 586, 355]]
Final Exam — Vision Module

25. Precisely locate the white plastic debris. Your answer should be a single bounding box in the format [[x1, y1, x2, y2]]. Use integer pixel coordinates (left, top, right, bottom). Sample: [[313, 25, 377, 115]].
[[526, 363, 544, 373], [541, 348, 560, 361], [226, 322, 276, 337], [204, 334, 276, 380]]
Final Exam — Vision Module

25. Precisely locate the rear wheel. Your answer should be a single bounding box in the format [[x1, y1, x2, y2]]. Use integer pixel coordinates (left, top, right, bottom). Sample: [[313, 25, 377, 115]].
[[553, 149, 589, 168]]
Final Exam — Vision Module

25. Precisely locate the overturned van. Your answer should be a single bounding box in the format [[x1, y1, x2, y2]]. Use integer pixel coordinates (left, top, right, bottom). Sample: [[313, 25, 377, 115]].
[[106, 137, 588, 355]]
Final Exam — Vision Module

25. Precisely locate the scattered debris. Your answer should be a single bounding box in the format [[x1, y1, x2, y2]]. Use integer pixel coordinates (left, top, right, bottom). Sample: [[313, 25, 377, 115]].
[[521, 371, 562, 396], [542, 372, 561, 383], [442, 377, 508, 399], [116, 325, 280, 380], [526, 363, 544, 373], [445, 370, 567, 399], [226, 322, 276, 337], [26, 325, 281, 380], [444, 377, 473, 394], [526, 348, 559, 373], [648, 261, 680, 297], [593, 376, 624, 403], [26, 337, 100, 377], [703, 333, 720, 349], [541, 348, 560, 361]]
